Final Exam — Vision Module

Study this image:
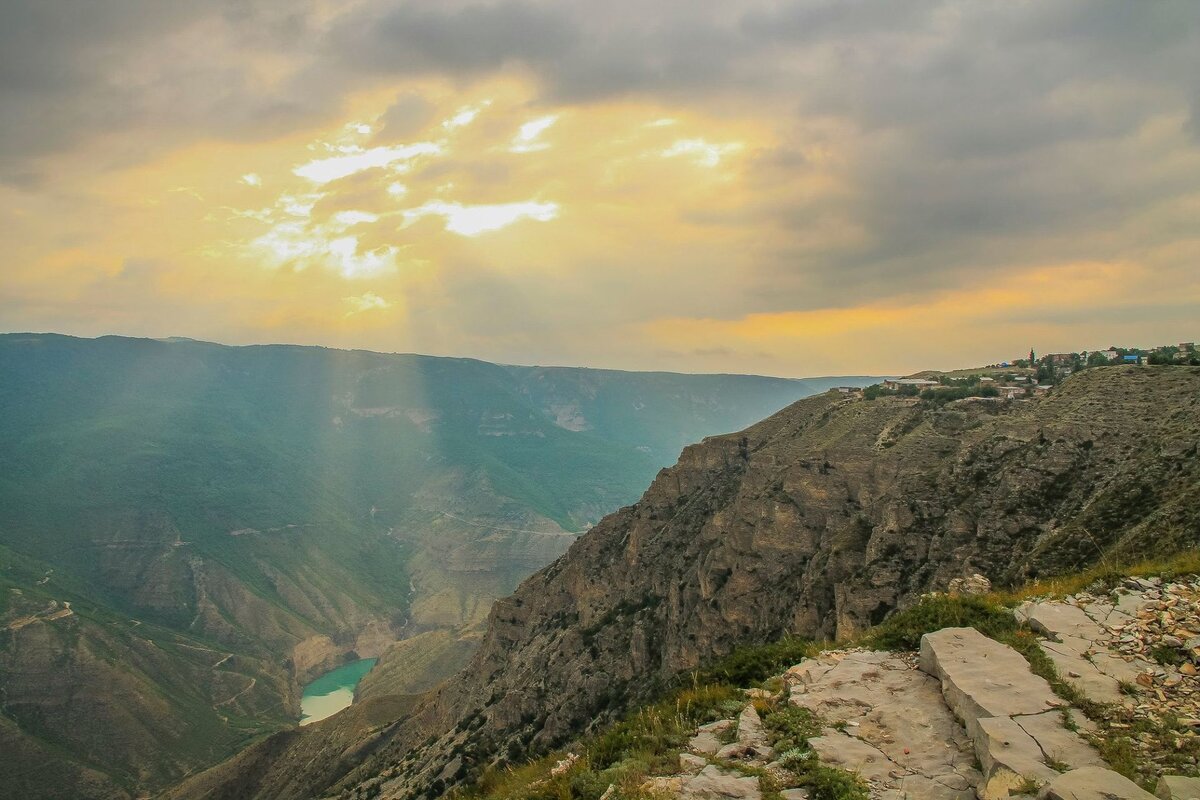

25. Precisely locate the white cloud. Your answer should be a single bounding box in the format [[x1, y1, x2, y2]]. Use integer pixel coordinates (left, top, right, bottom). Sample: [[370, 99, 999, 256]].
[[402, 200, 559, 236], [330, 210, 379, 229], [240, 172, 262, 187], [510, 114, 559, 153], [343, 291, 391, 315], [443, 102, 490, 130], [293, 142, 442, 184], [328, 237, 398, 278], [248, 196, 397, 279], [661, 138, 743, 167]]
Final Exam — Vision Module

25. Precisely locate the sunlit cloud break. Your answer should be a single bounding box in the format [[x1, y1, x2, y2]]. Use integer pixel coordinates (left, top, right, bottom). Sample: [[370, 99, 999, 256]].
[[662, 138, 743, 168], [294, 143, 443, 184], [344, 291, 391, 315], [443, 103, 489, 130], [510, 115, 559, 153], [402, 200, 559, 236]]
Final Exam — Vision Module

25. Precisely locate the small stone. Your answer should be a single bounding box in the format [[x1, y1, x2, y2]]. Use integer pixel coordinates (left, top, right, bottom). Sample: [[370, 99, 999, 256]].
[[550, 753, 579, 776], [1181, 664, 1197, 677], [949, 574, 992, 596]]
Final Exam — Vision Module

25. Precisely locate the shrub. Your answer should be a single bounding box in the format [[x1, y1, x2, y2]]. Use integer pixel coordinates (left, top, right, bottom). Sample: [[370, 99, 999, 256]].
[[865, 594, 1017, 650], [794, 763, 870, 800], [695, 638, 816, 687], [762, 705, 822, 753]]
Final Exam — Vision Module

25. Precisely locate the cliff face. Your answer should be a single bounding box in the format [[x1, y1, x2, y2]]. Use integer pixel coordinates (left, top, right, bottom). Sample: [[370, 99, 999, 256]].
[[171, 366, 1200, 800]]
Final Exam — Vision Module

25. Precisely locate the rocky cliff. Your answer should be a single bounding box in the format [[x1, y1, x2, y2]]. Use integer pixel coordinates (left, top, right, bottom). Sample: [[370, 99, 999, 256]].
[[169, 366, 1200, 799]]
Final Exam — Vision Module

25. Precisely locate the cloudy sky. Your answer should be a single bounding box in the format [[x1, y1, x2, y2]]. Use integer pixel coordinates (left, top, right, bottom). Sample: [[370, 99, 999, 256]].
[[1, 1, 1197, 376]]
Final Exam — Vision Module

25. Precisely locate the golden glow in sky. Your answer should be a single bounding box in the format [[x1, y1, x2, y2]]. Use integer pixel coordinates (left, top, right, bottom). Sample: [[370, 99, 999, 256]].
[[1, 2, 1198, 376]]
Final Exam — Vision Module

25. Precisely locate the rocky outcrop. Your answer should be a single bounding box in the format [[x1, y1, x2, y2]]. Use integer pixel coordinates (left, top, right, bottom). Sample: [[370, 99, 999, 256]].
[[169, 367, 1200, 800], [629, 576, 1200, 800]]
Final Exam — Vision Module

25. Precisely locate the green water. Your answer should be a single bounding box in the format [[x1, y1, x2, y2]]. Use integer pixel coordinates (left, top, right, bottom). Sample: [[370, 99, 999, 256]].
[[299, 658, 377, 726]]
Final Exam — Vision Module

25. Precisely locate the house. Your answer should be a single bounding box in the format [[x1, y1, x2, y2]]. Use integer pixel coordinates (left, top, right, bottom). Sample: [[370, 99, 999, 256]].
[[834, 386, 863, 395], [1033, 384, 1052, 393], [1104, 349, 1121, 361], [978, 376, 995, 383], [883, 378, 939, 390], [1122, 354, 1139, 363], [1046, 353, 1074, 366], [1001, 385, 1026, 399]]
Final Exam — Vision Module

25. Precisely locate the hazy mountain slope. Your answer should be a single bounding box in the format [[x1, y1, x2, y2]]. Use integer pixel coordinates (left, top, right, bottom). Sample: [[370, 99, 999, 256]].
[[0, 333, 859, 798], [166, 366, 1200, 800]]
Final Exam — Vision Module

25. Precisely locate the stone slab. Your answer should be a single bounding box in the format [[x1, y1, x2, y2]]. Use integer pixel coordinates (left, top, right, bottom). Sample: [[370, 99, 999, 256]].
[[1041, 767, 1157, 800], [791, 650, 978, 799], [1010, 711, 1105, 770], [1022, 604, 1108, 645], [1157, 775, 1200, 800], [682, 764, 762, 800], [920, 628, 1063, 740]]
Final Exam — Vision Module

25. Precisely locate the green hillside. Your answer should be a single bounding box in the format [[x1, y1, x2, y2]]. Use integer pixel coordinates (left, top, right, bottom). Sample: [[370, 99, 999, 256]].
[[0, 333, 873, 797]]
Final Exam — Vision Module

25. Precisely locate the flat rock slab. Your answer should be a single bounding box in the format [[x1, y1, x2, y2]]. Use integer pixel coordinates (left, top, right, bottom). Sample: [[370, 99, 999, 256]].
[[690, 719, 735, 755], [976, 715, 1059, 797], [920, 628, 1064, 735], [1041, 767, 1157, 800], [1019, 603, 1107, 646], [737, 705, 771, 751], [1014, 599, 1156, 706], [1040, 641, 1126, 705], [1157, 776, 1200, 800], [791, 650, 979, 800], [1115, 592, 1156, 617], [920, 628, 1102, 799], [681, 764, 762, 800], [809, 729, 897, 785], [1010, 711, 1105, 771]]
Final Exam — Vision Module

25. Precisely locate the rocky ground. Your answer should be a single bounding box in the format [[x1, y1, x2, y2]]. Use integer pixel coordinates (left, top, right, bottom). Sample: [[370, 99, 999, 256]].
[[630, 576, 1200, 800]]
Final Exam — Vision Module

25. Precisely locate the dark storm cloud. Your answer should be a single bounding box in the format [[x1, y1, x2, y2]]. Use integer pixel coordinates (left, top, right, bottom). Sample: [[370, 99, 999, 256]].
[[329, 2, 578, 76], [373, 92, 436, 143], [324, 0, 755, 104], [0, 0, 332, 179]]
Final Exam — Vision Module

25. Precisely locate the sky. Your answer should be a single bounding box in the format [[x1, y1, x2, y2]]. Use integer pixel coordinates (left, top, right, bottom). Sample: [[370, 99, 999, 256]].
[[1, 1, 1198, 377]]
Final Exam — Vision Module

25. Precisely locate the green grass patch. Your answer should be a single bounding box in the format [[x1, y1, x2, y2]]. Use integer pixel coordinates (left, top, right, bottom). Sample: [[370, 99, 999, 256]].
[[694, 637, 820, 687], [864, 593, 1018, 651]]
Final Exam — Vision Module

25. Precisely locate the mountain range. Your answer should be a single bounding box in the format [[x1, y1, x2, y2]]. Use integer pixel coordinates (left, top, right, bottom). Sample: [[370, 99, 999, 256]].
[[0, 332, 874, 799], [163, 364, 1200, 800]]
